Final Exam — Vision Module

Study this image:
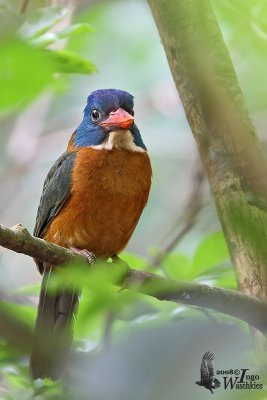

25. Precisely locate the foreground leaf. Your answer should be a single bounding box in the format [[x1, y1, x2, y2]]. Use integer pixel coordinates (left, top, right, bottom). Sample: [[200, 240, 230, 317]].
[[0, 37, 55, 112], [191, 231, 229, 275], [30, 23, 95, 48], [46, 49, 97, 74], [18, 6, 69, 39]]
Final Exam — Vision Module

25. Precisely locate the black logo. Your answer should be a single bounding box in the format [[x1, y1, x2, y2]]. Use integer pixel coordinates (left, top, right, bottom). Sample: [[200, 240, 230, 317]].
[[217, 368, 263, 390], [195, 352, 264, 392], [195, 352, 221, 394]]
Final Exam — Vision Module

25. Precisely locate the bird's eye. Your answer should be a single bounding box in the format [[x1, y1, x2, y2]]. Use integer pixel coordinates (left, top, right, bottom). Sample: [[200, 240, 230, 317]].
[[91, 108, 101, 121]]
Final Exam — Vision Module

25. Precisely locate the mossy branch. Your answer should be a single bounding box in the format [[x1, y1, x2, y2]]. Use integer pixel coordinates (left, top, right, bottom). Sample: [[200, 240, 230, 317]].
[[1, 223, 267, 335]]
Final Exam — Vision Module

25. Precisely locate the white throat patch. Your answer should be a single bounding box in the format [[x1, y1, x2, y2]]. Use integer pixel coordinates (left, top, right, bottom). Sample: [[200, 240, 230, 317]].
[[91, 129, 145, 152]]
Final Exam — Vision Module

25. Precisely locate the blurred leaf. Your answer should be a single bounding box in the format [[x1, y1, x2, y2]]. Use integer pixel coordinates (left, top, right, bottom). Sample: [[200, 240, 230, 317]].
[[120, 252, 146, 270], [45, 262, 139, 339], [191, 231, 229, 276], [46, 49, 97, 74], [0, 339, 23, 361], [18, 6, 69, 39], [47, 261, 124, 293], [0, 37, 55, 112], [0, 35, 96, 113], [15, 284, 40, 295], [30, 23, 95, 48], [32, 381, 63, 398], [162, 253, 191, 280], [4, 366, 32, 390], [215, 273, 238, 290], [0, 302, 35, 328], [75, 287, 138, 338], [29, 31, 60, 48], [212, 0, 267, 112], [2, 365, 62, 399], [59, 23, 95, 38]]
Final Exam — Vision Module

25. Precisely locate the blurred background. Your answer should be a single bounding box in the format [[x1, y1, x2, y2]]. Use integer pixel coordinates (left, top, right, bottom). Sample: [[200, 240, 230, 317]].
[[0, 0, 222, 289], [0, 0, 267, 398]]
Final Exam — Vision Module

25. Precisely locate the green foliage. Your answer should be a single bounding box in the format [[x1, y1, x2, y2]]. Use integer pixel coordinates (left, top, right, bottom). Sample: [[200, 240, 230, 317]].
[[0, 37, 55, 111], [119, 252, 148, 270], [15, 284, 40, 296], [0, 231, 251, 399], [30, 23, 95, 48], [18, 6, 69, 39], [162, 231, 237, 289], [0, 302, 36, 329], [0, 0, 259, 398], [0, 4, 96, 114], [191, 231, 229, 273], [162, 253, 191, 280], [46, 49, 97, 75], [212, 0, 267, 112]]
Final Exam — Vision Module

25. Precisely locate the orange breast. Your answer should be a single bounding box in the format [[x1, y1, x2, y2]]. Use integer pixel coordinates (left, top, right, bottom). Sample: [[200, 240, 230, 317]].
[[43, 148, 152, 259]]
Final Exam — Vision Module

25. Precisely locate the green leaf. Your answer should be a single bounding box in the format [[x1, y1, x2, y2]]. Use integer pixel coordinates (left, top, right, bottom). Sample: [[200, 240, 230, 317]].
[[14, 284, 40, 296], [191, 232, 230, 277], [162, 253, 191, 280], [59, 23, 95, 38], [4, 366, 32, 390], [30, 23, 95, 48], [120, 252, 146, 270], [0, 37, 55, 112], [0, 302, 36, 328], [0, 35, 96, 113], [29, 32, 58, 48], [18, 6, 69, 39], [214, 272, 237, 290], [46, 49, 97, 74], [212, 0, 267, 112], [75, 285, 138, 338]]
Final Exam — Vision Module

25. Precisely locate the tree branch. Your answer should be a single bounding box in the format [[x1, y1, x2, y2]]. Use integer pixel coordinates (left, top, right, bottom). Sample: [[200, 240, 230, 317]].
[[1, 223, 267, 334], [20, 0, 30, 14], [146, 0, 267, 303]]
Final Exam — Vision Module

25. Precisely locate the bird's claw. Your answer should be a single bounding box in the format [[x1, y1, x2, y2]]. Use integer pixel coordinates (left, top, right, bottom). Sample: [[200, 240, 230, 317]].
[[71, 247, 96, 265]]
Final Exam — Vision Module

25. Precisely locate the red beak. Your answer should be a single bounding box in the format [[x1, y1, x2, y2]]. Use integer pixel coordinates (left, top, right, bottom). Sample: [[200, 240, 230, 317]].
[[99, 108, 134, 130]]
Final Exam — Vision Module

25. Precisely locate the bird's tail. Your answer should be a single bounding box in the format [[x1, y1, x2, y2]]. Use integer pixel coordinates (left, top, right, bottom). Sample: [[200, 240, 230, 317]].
[[30, 267, 79, 380]]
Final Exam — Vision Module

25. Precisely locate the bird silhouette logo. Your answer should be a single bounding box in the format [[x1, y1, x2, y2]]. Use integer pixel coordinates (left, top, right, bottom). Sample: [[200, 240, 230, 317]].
[[196, 352, 221, 394]]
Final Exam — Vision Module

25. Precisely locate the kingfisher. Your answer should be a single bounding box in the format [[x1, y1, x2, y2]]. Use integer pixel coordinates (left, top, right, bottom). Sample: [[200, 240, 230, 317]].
[[30, 89, 152, 380]]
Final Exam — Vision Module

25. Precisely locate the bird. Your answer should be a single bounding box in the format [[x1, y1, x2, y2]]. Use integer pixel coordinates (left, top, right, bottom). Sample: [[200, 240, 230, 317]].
[[29, 89, 152, 380], [195, 352, 221, 394]]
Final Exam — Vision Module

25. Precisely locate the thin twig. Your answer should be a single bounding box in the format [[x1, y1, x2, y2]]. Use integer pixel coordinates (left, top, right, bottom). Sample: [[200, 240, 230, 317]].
[[148, 158, 205, 268], [20, 0, 30, 14]]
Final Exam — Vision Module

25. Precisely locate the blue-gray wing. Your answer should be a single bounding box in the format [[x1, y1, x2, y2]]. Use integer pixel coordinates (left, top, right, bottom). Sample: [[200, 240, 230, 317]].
[[33, 151, 77, 239]]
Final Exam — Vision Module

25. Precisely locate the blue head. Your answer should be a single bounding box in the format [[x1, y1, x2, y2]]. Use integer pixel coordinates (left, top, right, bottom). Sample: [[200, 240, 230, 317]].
[[73, 89, 146, 150]]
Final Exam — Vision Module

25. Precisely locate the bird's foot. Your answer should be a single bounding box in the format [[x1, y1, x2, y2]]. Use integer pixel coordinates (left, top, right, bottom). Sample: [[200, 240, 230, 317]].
[[111, 254, 130, 288], [71, 247, 96, 265]]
